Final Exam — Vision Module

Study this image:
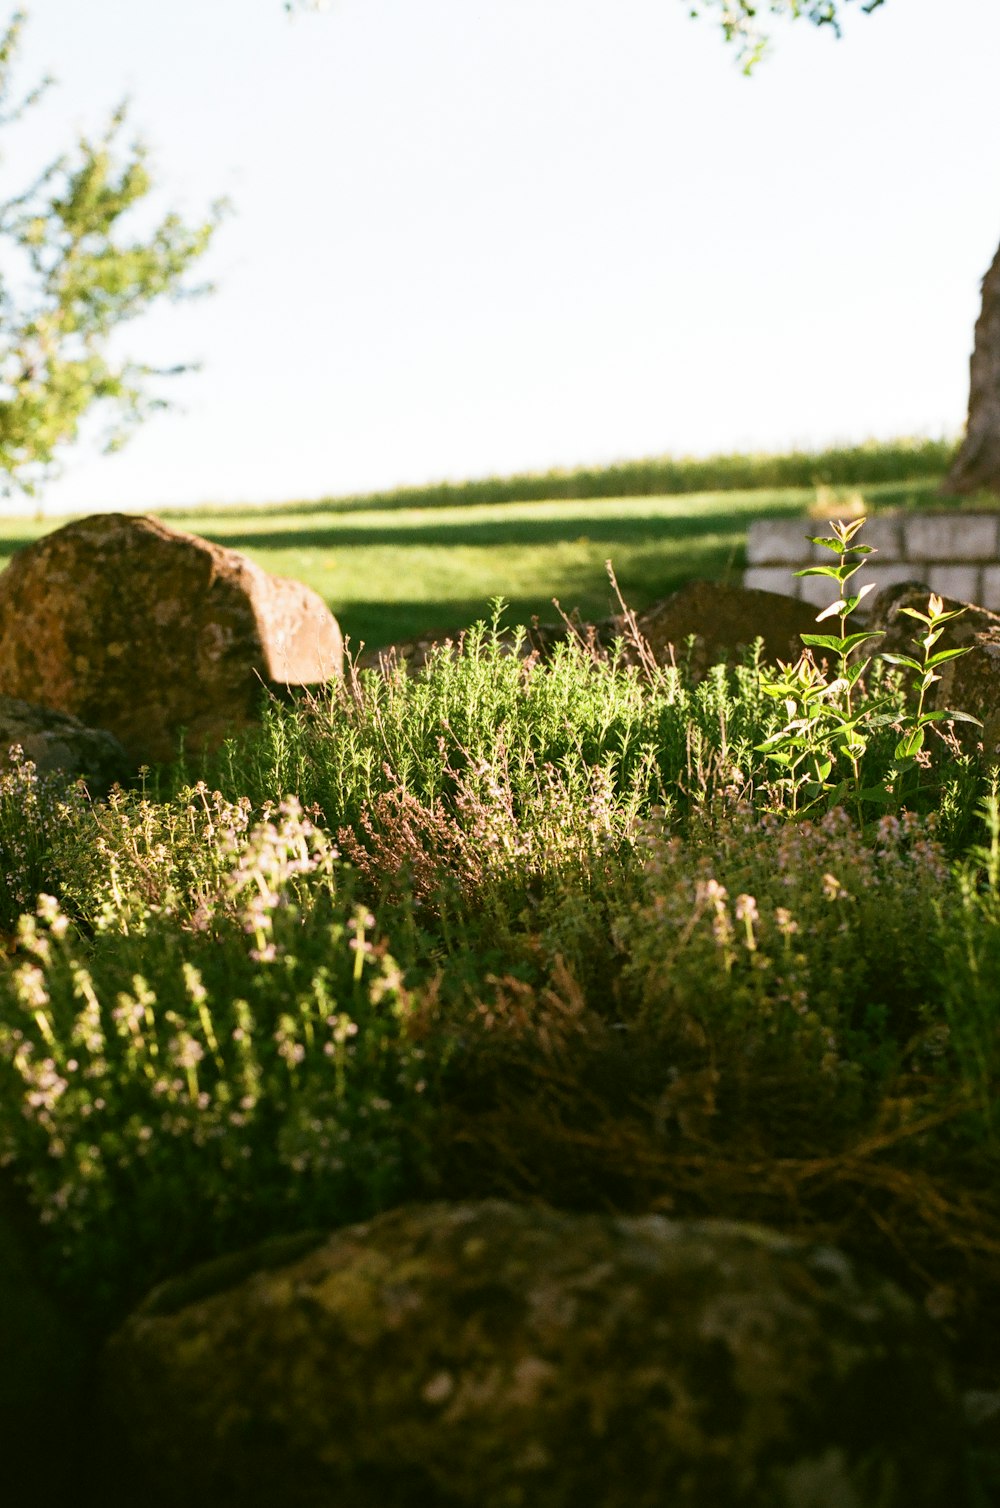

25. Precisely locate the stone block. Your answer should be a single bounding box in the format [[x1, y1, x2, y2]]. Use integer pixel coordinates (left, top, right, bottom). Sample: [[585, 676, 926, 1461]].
[[806, 517, 902, 563], [980, 566, 1000, 613], [927, 565, 981, 604], [860, 561, 930, 592], [745, 518, 815, 565], [797, 572, 838, 611], [853, 563, 930, 615], [742, 566, 800, 598], [903, 514, 999, 563]]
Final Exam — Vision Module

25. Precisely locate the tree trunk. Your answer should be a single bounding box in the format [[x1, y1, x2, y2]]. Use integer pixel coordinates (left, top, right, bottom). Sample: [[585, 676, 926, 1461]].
[[945, 238, 1000, 495]]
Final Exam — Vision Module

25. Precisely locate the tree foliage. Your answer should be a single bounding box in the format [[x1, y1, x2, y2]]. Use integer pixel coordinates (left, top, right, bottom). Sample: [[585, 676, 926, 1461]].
[[0, 10, 223, 494], [687, 0, 887, 70]]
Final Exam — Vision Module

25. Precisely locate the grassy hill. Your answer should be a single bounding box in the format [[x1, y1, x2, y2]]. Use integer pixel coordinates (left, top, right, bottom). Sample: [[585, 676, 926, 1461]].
[[0, 439, 959, 650]]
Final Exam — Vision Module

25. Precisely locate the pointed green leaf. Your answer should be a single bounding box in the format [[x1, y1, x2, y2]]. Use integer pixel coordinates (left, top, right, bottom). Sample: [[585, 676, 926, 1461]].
[[837, 631, 881, 654], [895, 727, 924, 759], [920, 709, 984, 728], [866, 712, 901, 729], [878, 652, 923, 673], [801, 631, 874, 655], [800, 632, 847, 652], [925, 646, 973, 668], [795, 564, 843, 579], [830, 516, 868, 546], [855, 786, 896, 807]]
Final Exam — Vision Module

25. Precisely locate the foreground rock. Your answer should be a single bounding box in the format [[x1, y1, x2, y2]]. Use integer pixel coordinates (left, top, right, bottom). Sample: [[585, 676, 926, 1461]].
[[0, 695, 131, 795], [0, 514, 343, 765], [102, 1200, 965, 1508]]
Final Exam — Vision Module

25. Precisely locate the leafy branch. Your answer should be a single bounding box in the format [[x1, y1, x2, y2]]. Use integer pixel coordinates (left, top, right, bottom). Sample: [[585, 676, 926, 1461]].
[[0, 11, 224, 495], [756, 516, 982, 818]]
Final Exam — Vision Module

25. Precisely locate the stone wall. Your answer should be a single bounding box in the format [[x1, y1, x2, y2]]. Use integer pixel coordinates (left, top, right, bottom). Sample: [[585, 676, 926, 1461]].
[[745, 513, 1000, 614]]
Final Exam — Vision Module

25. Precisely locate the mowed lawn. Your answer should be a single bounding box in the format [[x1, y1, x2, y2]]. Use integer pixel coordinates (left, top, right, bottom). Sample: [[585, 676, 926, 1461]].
[[0, 476, 943, 651]]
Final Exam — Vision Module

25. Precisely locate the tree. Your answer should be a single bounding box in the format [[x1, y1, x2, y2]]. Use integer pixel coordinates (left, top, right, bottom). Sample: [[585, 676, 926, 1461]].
[[687, 0, 887, 73], [0, 10, 222, 496], [939, 245, 1000, 495]]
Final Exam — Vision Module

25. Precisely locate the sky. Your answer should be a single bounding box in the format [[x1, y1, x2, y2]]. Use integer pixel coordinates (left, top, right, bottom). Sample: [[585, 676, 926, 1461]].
[[7, 0, 1000, 513]]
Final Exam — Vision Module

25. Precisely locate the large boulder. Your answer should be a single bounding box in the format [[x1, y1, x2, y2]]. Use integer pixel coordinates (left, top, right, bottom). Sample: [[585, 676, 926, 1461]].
[[0, 514, 343, 765], [627, 580, 820, 679], [0, 695, 131, 795], [101, 1200, 965, 1508]]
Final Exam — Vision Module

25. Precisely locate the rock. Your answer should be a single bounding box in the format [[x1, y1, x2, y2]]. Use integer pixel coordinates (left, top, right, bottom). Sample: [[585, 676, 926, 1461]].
[[101, 1200, 965, 1508], [0, 695, 131, 796], [868, 581, 1000, 663], [627, 580, 820, 679], [0, 514, 343, 765]]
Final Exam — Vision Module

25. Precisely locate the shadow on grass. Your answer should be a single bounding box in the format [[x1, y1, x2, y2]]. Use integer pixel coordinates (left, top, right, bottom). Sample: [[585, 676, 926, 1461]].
[[195, 507, 776, 556], [336, 558, 738, 650]]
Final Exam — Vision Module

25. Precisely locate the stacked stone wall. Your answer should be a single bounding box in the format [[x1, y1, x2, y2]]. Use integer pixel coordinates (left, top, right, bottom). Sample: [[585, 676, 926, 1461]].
[[745, 513, 1000, 612]]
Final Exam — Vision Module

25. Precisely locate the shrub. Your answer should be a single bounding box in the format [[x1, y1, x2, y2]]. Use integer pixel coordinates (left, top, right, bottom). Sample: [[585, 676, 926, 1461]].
[[0, 800, 434, 1318]]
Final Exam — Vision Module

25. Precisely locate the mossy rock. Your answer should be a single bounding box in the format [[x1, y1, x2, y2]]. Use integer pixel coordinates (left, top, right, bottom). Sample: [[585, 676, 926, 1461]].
[[102, 1200, 967, 1507]]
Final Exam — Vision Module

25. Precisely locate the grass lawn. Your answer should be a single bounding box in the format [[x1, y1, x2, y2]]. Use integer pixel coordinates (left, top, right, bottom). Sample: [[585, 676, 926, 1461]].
[[1, 476, 945, 650]]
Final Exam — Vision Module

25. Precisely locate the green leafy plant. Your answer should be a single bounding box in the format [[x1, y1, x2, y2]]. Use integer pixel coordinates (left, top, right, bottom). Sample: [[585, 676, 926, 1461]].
[[756, 517, 886, 814], [879, 592, 983, 766], [756, 517, 982, 818]]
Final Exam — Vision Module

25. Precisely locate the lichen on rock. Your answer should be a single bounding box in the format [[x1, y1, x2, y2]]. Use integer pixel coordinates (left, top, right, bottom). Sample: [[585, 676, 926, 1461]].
[[0, 513, 343, 765], [102, 1199, 966, 1508]]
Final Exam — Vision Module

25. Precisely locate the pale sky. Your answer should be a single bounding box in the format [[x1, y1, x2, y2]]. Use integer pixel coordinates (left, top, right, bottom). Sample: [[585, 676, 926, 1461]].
[[9, 0, 1000, 513]]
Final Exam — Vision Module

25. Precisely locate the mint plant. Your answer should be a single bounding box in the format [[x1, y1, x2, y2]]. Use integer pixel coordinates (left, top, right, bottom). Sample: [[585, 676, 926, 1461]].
[[756, 517, 886, 815], [756, 517, 982, 819], [879, 592, 983, 769]]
